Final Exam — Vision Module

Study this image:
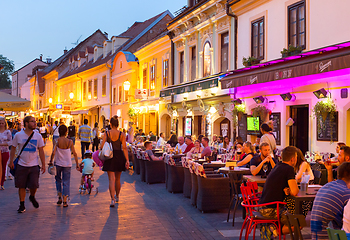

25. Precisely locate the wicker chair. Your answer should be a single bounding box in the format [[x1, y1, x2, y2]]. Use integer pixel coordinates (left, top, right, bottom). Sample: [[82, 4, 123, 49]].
[[139, 151, 147, 182], [166, 164, 184, 193], [145, 160, 166, 184], [190, 171, 198, 206], [134, 149, 141, 175], [183, 167, 192, 198]]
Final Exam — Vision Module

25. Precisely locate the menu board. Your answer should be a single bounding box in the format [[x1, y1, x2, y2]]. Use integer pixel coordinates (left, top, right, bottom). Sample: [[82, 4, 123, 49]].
[[270, 113, 281, 145], [185, 117, 192, 136], [317, 112, 338, 141], [238, 114, 247, 142]]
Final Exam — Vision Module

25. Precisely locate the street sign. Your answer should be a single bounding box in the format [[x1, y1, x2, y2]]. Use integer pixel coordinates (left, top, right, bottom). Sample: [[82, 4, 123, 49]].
[[135, 89, 148, 99], [56, 104, 62, 109]]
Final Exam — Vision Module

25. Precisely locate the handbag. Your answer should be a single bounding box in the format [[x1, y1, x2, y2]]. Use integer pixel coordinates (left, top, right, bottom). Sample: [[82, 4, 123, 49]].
[[10, 132, 34, 176], [98, 131, 113, 161]]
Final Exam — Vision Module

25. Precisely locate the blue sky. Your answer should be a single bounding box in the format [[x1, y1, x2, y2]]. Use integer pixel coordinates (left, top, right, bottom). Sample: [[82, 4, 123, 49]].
[[0, 0, 185, 70]]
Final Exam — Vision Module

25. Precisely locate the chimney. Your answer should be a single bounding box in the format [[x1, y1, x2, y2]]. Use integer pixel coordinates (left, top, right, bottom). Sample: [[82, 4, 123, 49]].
[[39, 54, 43, 61], [46, 58, 52, 64], [64, 49, 68, 54]]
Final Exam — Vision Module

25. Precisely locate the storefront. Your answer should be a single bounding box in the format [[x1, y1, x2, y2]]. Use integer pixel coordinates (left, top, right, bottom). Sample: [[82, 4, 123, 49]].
[[220, 40, 350, 153]]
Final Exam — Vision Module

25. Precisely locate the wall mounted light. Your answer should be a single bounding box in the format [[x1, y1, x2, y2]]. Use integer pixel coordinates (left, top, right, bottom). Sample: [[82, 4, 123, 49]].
[[49, 98, 53, 104], [69, 92, 74, 100], [211, 87, 218, 96], [183, 92, 188, 100], [232, 98, 242, 105], [196, 90, 201, 98], [123, 80, 131, 91], [253, 96, 265, 104], [280, 93, 294, 101], [209, 106, 216, 114], [313, 88, 327, 99], [88, 93, 92, 100]]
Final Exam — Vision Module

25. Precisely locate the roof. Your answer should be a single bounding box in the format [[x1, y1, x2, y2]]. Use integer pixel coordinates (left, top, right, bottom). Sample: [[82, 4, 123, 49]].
[[136, 29, 169, 52], [0, 89, 11, 94], [121, 51, 138, 62], [11, 58, 48, 75]]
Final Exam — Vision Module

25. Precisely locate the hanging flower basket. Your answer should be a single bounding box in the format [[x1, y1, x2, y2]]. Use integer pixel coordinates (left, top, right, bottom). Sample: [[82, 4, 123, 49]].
[[252, 105, 270, 121], [312, 98, 337, 141], [128, 108, 138, 121], [231, 103, 246, 128]]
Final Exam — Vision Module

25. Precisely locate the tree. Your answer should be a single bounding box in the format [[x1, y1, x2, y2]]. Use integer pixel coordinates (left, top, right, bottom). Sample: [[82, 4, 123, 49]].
[[0, 55, 14, 89]]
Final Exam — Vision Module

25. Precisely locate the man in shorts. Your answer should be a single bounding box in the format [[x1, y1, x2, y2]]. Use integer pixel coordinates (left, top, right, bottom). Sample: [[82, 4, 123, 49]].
[[9, 116, 46, 213]]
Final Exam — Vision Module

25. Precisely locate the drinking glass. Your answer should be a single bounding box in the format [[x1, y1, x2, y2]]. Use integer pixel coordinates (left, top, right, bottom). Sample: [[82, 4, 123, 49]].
[[263, 163, 268, 175]]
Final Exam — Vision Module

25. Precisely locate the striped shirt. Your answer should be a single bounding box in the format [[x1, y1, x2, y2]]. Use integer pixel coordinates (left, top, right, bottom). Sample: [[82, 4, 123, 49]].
[[78, 125, 93, 142], [311, 180, 350, 239]]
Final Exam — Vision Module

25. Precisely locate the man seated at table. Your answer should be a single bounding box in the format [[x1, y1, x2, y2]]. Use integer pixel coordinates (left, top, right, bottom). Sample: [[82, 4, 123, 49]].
[[201, 137, 212, 158], [323, 145, 350, 183], [258, 146, 299, 238], [311, 162, 350, 240], [211, 134, 218, 147], [144, 141, 163, 161], [156, 132, 166, 148], [175, 136, 187, 153], [184, 136, 194, 154], [250, 142, 277, 176]]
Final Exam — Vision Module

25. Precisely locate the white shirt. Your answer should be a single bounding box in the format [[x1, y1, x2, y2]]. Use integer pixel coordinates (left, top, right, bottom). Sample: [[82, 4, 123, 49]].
[[260, 133, 276, 155], [175, 143, 187, 153], [52, 124, 59, 136], [156, 137, 166, 148], [343, 199, 350, 233], [12, 130, 44, 167]]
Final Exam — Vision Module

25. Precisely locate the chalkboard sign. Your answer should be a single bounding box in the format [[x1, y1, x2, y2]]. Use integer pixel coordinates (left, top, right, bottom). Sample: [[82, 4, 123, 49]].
[[238, 114, 247, 142], [317, 112, 338, 141], [270, 113, 281, 145]]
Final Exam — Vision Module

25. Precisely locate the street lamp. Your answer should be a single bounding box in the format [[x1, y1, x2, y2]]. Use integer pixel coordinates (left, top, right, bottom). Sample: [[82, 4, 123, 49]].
[[49, 98, 52, 104], [69, 92, 74, 100], [123, 80, 131, 91]]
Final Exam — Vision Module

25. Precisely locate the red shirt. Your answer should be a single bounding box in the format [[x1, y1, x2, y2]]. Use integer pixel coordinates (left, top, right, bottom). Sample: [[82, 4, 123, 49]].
[[184, 142, 194, 153]]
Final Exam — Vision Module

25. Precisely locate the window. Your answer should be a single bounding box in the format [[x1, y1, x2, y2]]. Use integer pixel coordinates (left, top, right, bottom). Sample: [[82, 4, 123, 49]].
[[93, 78, 97, 99], [143, 68, 147, 89], [102, 75, 107, 96], [150, 65, 155, 90], [83, 82, 86, 100], [251, 18, 264, 60], [163, 59, 169, 87], [288, 1, 305, 49], [191, 46, 196, 81], [221, 32, 229, 72], [88, 80, 92, 100], [179, 51, 184, 83], [118, 86, 122, 103], [113, 87, 116, 103], [203, 42, 211, 77], [124, 89, 129, 102]]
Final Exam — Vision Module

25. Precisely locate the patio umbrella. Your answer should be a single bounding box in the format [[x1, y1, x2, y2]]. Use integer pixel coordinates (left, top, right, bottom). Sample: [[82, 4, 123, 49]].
[[0, 92, 31, 111]]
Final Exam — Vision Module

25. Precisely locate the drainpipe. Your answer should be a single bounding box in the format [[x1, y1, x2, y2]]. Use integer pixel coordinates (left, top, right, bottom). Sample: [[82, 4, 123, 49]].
[[167, 31, 175, 86], [105, 62, 112, 120], [226, 0, 240, 70]]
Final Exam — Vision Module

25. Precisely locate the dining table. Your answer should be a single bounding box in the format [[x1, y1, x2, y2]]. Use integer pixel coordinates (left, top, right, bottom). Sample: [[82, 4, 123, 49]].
[[243, 175, 267, 184], [291, 185, 321, 215]]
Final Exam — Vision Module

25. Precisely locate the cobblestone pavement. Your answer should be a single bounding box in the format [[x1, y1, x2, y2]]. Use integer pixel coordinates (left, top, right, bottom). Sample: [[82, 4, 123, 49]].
[[0, 139, 312, 240]]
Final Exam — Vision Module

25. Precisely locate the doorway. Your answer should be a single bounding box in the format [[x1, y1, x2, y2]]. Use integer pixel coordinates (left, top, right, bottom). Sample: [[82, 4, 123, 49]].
[[289, 105, 309, 154]]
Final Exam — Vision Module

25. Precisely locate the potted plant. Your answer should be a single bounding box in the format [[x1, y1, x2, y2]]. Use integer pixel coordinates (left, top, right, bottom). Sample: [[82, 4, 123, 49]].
[[242, 56, 260, 67], [231, 103, 246, 128], [312, 98, 337, 140], [128, 108, 138, 121], [281, 45, 303, 58], [252, 105, 271, 121]]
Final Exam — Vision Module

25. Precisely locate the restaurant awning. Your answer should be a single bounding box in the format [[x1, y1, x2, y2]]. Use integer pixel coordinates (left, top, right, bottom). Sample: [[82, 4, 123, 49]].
[[0, 92, 31, 111], [220, 41, 350, 89], [70, 106, 98, 115], [38, 107, 49, 113], [160, 73, 222, 97]]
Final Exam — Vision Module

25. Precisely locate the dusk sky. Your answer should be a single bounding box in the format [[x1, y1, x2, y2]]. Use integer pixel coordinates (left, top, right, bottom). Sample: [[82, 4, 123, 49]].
[[0, 0, 185, 71]]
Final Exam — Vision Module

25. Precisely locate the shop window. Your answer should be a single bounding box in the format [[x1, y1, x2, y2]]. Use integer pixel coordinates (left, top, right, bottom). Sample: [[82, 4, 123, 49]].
[[118, 85, 122, 103], [251, 18, 264, 60], [102, 75, 107, 96], [179, 51, 184, 83], [191, 46, 196, 81], [221, 32, 229, 72], [288, 1, 306, 49], [93, 78, 98, 99], [143, 68, 147, 89], [203, 42, 211, 77], [83, 82, 86, 100], [88, 80, 92, 100], [163, 59, 169, 87]]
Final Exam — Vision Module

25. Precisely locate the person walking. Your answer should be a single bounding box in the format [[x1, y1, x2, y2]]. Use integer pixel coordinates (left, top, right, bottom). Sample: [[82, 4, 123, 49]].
[[52, 121, 60, 145], [78, 119, 93, 158], [67, 121, 76, 145], [127, 122, 134, 144], [100, 116, 129, 207], [0, 117, 12, 189], [8, 116, 45, 213], [49, 125, 79, 207], [38, 122, 48, 145], [92, 122, 100, 152]]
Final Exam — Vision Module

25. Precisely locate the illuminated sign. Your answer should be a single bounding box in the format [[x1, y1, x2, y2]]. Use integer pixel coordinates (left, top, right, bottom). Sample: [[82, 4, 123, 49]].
[[56, 104, 62, 109]]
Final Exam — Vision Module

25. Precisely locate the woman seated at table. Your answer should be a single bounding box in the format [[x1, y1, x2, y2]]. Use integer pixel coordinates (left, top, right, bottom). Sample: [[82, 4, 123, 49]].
[[233, 142, 244, 161], [222, 136, 233, 152], [295, 148, 314, 183], [186, 140, 203, 158], [167, 134, 178, 148], [236, 141, 255, 168], [332, 142, 346, 162]]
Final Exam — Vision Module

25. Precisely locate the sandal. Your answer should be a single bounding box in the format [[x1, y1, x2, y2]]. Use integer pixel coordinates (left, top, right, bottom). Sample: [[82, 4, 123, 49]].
[[57, 197, 62, 205], [63, 195, 68, 207]]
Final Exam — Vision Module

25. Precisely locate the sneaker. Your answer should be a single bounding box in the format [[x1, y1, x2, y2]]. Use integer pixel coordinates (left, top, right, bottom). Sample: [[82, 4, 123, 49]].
[[7, 176, 13, 180], [114, 195, 119, 202], [29, 195, 39, 208], [110, 199, 115, 207], [17, 205, 26, 213]]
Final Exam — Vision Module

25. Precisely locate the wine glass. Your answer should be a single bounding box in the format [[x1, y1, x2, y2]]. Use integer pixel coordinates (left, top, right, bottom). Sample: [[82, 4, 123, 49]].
[[263, 163, 268, 176]]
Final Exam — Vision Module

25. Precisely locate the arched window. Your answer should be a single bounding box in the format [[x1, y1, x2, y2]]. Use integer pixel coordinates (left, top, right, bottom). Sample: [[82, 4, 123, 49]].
[[203, 41, 211, 77]]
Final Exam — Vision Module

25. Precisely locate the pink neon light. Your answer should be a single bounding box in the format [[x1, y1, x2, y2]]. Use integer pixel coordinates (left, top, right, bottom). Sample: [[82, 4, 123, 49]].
[[301, 51, 319, 56], [284, 55, 302, 60], [319, 46, 339, 52], [336, 42, 350, 48], [268, 60, 285, 64]]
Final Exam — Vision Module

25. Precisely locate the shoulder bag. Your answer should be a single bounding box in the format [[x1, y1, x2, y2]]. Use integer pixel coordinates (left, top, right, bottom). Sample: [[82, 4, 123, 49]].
[[10, 132, 34, 176], [99, 131, 113, 160]]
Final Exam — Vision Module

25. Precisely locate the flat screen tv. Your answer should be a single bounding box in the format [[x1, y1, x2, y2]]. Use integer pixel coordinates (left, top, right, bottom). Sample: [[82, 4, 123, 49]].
[[247, 116, 260, 135]]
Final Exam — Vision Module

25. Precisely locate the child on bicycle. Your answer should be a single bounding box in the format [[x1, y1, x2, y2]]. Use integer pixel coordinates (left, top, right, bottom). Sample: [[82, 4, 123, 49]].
[[80, 150, 95, 190]]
